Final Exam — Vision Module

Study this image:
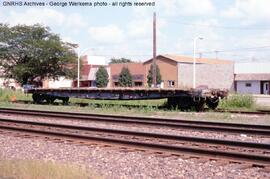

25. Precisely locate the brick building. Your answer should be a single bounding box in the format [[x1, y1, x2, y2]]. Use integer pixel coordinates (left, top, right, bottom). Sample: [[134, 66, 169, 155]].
[[144, 55, 179, 88], [36, 54, 235, 90], [109, 63, 145, 87], [144, 55, 234, 90]]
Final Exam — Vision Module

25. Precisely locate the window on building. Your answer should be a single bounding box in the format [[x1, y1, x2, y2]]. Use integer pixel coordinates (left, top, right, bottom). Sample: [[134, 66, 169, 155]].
[[168, 80, 175, 87], [134, 82, 142, 86], [245, 83, 252, 87], [114, 82, 119, 87]]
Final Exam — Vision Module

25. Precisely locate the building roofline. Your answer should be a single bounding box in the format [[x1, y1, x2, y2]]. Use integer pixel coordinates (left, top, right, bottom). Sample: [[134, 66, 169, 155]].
[[235, 73, 270, 81], [143, 54, 234, 64], [143, 55, 173, 64]]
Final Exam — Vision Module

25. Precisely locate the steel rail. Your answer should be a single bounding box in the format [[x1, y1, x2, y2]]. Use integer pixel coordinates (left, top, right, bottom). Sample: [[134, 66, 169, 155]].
[[1, 107, 270, 129], [0, 108, 270, 136], [216, 109, 270, 115], [0, 118, 270, 150], [11, 100, 270, 115], [0, 119, 270, 165]]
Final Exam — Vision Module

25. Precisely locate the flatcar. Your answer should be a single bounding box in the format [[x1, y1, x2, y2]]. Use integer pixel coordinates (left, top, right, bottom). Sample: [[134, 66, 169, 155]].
[[25, 87, 228, 111]]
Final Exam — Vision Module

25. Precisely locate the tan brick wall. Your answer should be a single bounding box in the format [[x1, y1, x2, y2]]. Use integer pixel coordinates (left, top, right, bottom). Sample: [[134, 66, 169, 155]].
[[144, 56, 178, 88], [177, 63, 234, 90], [42, 78, 49, 88], [109, 63, 144, 87]]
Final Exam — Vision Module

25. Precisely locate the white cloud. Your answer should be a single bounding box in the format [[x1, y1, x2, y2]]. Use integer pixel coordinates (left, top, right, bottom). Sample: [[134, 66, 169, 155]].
[[65, 13, 86, 28], [222, 30, 270, 61], [221, 7, 243, 19], [62, 36, 77, 44], [127, 18, 153, 38], [127, 15, 167, 38], [0, 11, 5, 21], [8, 8, 65, 26], [221, 0, 270, 22], [131, 0, 215, 18], [158, 0, 215, 16], [171, 19, 225, 58], [88, 24, 125, 44], [1, 8, 86, 29]]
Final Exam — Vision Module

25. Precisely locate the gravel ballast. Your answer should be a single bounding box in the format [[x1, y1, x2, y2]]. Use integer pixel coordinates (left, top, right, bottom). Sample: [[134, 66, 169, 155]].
[[0, 134, 269, 179]]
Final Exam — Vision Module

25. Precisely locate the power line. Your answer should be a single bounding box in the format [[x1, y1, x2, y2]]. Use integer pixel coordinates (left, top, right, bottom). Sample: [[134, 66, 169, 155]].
[[162, 18, 270, 31], [81, 45, 270, 58], [180, 45, 270, 56], [199, 45, 270, 54]]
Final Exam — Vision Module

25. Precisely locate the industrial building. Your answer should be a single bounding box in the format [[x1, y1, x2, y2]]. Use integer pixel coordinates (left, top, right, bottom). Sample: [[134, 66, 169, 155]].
[[234, 62, 270, 94], [110, 63, 144, 87], [144, 55, 234, 90]]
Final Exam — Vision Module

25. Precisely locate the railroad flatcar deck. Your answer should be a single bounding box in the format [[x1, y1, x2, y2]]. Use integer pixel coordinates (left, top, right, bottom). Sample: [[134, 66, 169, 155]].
[[26, 88, 228, 111]]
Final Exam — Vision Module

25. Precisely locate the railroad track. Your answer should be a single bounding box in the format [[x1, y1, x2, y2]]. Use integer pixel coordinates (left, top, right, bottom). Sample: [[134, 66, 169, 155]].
[[0, 117, 270, 167], [0, 108, 270, 136], [12, 100, 270, 115], [216, 109, 270, 115], [11, 100, 164, 108]]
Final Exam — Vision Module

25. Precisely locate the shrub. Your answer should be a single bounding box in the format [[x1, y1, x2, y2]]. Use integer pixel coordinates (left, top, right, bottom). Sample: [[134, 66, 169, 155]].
[[0, 88, 14, 102], [96, 66, 109, 88], [118, 67, 132, 87], [219, 94, 255, 109], [0, 88, 32, 102], [147, 64, 162, 87]]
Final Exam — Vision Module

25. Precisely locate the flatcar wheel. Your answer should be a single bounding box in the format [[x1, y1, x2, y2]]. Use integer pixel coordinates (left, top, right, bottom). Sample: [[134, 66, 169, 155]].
[[45, 96, 56, 104], [194, 101, 205, 112], [50, 97, 56, 104], [32, 93, 42, 104], [167, 97, 193, 111], [206, 98, 219, 110], [207, 101, 219, 110], [62, 97, 69, 105]]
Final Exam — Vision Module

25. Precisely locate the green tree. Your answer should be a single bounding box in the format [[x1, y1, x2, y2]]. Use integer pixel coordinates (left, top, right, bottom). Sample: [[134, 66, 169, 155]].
[[147, 64, 162, 87], [110, 58, 132, 64], [0, 24, 77, 86], [118, 67, 132, 87], [95, 66, 109, 88]]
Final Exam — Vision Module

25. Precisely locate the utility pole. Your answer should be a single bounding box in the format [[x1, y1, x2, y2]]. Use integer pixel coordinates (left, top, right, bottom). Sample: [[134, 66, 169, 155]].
[[152, 12, 157, 88], [77, 48, 80, 88]]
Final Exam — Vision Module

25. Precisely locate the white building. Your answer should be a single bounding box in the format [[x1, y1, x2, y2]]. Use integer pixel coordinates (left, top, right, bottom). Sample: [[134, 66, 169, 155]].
[[83, 54, 107, 66], [44, 77, 73, 88], [234, 63, 270, 95], [75, 54, 109, 88], [0, 68, 21, 90], [43, 54, 108, 88]]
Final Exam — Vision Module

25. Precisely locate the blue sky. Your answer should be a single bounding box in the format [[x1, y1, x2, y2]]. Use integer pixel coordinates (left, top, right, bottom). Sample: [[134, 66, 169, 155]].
[[1, 0, 270, 62]]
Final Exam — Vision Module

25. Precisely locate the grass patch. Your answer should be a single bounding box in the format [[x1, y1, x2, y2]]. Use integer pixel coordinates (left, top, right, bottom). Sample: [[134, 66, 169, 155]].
[[0, 88, 167, 108], [70, 98, 167, 107], [0, 88, 31, 102], [219, 94, 255, 110], [0, 159, 100, 179]]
